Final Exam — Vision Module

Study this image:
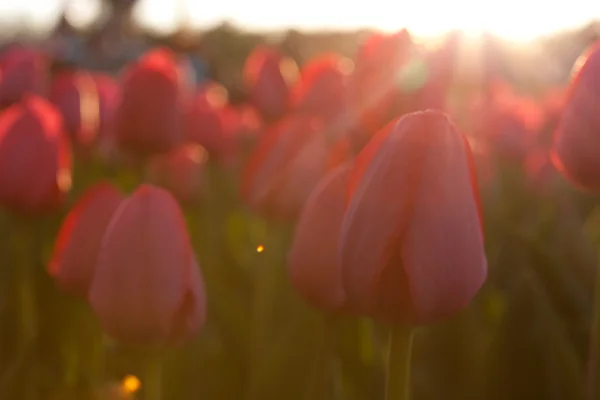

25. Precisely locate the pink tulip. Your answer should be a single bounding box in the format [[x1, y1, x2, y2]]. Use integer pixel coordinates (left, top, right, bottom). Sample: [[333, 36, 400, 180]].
[[114, 48, 187, 156], [49, 70, 100, 149], [292, 54, 352, 123], [0, 95, 72, 215], [348, 30, 414, 135], [49, 182, 124, 297], [0, 46, 47, 107], [90, 185, 206, 344], [288, 164, 351, 311], [339, 110, 486, 325], [524, 147, 558, 194], [552, 40, 600, 191], [241, 115, 329, 220], [148, 143, 208, 204], [243, 47, 298, 121], [186, 82, 236, 164], [93, 74, 121, 163]]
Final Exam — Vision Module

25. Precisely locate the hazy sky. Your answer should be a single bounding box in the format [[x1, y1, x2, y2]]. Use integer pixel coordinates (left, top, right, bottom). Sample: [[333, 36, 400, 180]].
[[2, 0, 600, 41]]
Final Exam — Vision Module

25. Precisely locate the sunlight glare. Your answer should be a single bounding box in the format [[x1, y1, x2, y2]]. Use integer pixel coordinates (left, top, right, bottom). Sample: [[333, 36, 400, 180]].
[[133, 0, 600, 42]]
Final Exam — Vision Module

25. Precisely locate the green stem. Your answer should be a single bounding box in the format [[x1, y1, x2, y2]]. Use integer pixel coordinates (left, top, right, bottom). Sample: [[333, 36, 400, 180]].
[[14, 220, 39, 400], [17, 254, 36, 351], [246, 225, 288, 400], [305, 316, 337, 400], [143, 352, 163, 400], [587, 249, 600, 399], [385, 325, 414, 400]]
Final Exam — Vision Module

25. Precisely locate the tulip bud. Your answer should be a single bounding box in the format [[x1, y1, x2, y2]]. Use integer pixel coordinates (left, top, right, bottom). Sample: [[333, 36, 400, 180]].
[[94, 74, 121, 163], [339, 110, 486, 325], [0, 95, 72, 215], [0, 46, 47, 107], [89, 185, 206, 344], [114, 48, 187, 156], [49, 70, 100, 150], [243, 47, 298, 122], [147, 143, 208, 204], [49, 181, 124, 297], [292, 54, 352, 123], [241, 115, 328, 220], [348, 30, 414, 135], [288, 164, 351, 311], [186, 82, 236, 164], [552, 40, 600, 191]]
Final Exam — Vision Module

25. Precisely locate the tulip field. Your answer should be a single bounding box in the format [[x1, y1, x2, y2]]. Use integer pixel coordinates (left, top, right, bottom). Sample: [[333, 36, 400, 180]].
[[0, 27, 599, 400]]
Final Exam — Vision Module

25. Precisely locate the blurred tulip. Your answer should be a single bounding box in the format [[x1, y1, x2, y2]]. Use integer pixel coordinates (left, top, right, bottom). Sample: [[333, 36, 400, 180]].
[[552, 40, 600, 192], [327, 137, 354, 171], [292, 53, 352, 123], [417, 32, 461, 111], [89, 185, 206, 344], [49, 70, 100, 150], [94, 74, 122, 163], [474, 94, 540, 162], [288, 163, 351, 311], [524, 147, 558, 194], [114, 47, 187, 156], [49, 181, 124, 297], [241, 115, 329, 220], [186, 82, 236, 165], [231, 104, 263, 149], [148, 143, 208, 204], [348, 30, 414, 135], [0, 95, 72, 214], [339, 110, 486, 325], [243, 46, 298, 121], [0, 46, 47, 107]]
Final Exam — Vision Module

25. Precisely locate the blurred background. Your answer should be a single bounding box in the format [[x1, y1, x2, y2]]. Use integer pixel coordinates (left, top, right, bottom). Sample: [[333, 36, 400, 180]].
[[1, 1, 600, 400]]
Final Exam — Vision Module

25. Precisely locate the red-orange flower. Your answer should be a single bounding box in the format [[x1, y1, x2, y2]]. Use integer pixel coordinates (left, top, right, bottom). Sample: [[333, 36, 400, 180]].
[[49, 181, 124, 297], [243, 47, 298, 121], [241, 115, 329, 220], [288, 164, 351, 311], [49, 70, 100, 149], [114, 48, 187, 156], [292, 54, 352, 123], [148, 143, 208, 204], [0, 95, 71, 214], [186, 82, 236, 164], [339, 110, 486, 325], [0, 46, 47, 107], [552, 40, 600, 191], [348, 30, 414, 135], [89, 185, 206, 344]]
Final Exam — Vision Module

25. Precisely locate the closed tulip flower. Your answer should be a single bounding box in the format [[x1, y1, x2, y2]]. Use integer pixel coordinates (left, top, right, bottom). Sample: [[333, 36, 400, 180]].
[[49, 182, 124, 297], [243, 47, 298, 121], [0, 95, 72, 215], [339, 110, 486, 325], [114, 48, 187, 156], [348, 30, 414, 135], [186, 82, 236, 163], [49, 70, 100, 149], [552, 40, 600, 191], [0, 46, 47, 107], [148, 143, 208, 204], [292, 54, 353, 123], [288, 164, 351, 311], [94, 74, 121, 162], [241, 115, 329, 220], [89, 185, 206, 344]]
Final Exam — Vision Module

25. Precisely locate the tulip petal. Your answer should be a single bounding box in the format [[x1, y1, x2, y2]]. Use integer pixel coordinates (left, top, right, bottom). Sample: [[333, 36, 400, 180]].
[[288, 164, 351, 311]]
